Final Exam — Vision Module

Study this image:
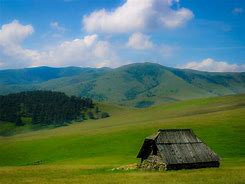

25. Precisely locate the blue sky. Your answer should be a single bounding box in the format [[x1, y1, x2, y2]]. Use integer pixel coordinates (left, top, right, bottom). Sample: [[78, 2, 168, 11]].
[[0, 0, 244, 72]]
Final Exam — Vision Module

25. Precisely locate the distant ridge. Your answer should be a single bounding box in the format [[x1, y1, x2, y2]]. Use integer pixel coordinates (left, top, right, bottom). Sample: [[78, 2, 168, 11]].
[[0, 62, 244, 107]]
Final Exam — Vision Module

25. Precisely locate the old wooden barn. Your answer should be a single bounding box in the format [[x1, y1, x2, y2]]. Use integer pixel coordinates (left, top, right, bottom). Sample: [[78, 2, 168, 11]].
[[137, 129, 220, 170]]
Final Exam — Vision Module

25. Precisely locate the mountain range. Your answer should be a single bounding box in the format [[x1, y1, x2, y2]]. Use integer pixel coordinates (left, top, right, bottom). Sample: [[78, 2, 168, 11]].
[[0, 62, 244, 107]]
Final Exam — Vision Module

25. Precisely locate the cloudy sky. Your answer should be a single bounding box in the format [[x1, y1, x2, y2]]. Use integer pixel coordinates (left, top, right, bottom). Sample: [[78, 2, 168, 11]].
[[0, 0, 244, 72]]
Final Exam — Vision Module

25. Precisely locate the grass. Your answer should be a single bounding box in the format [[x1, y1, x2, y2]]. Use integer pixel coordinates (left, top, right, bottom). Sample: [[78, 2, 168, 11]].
[[0, 94, 244, 183], [0, 163, 244, 184]]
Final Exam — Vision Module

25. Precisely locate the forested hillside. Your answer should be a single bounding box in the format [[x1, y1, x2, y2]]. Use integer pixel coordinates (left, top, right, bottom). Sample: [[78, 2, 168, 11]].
[[0, 91, 109, 129]]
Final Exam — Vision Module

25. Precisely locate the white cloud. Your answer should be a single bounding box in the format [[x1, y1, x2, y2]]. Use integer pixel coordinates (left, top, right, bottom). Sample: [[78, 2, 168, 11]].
[[182, 58, 245, 72], [50, 21, 66, 32], [232, 8, 243, 14], [0, 60, 3, 67], [127, 32, 154, 50], [33, 34, 119, 68], [83, 0, 194, 33], [47, 21, 67, 38], [159, 45, 176, 58], [0, 20, 34, 46], [0, 20, 120, 69], [0, 20, 40, 68]]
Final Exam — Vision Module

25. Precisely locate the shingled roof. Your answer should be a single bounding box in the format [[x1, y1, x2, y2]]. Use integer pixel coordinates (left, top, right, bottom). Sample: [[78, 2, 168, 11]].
[[137, 129, 220, 170]]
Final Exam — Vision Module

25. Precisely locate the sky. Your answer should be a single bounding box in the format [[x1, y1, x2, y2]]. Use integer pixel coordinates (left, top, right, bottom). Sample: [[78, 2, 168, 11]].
[[0, 0, 245, 72]]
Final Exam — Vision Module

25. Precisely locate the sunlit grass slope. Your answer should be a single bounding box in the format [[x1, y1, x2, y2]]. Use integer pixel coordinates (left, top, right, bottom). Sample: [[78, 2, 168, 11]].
[[0, 94, 244, 184]]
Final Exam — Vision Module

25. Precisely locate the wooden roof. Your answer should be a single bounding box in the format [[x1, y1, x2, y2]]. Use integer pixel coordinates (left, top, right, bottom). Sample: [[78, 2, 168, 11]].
[[137, 129, 220, 165], [156, 129, 202, 144]]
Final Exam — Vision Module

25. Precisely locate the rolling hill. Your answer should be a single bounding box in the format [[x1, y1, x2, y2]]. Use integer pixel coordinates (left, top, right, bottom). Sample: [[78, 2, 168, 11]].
[[0, 94, 244, 183], [0, 63, 244, 107]]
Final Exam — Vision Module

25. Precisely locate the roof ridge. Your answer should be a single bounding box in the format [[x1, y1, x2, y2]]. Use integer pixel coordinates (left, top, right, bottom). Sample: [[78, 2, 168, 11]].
[[158, 129, 192, 132], [156, 142, 203, 145]]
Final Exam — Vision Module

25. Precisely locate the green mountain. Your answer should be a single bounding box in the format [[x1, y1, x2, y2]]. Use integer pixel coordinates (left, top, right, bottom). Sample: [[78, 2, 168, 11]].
[[0, 63, 244, 107]]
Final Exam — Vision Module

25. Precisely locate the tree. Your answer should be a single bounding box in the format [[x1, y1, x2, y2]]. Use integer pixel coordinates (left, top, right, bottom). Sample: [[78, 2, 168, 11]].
[[0, 91, 96, 126], [95, 106, 100, 114], [14, 116, 23, 126], [101, 112, 110, 118], [88, 112, 95, 119]]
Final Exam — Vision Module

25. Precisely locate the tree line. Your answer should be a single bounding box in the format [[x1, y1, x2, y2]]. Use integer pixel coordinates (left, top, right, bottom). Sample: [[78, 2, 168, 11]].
[[0, 91, 108, 126]]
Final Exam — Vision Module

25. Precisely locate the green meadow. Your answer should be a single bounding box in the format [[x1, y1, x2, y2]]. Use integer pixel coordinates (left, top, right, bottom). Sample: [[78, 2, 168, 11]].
[[0, 94, 244, 184]]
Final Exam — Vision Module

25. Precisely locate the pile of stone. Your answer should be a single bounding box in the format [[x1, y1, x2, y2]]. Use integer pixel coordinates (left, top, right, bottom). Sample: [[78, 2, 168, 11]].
[[139, 155, 166, 171]]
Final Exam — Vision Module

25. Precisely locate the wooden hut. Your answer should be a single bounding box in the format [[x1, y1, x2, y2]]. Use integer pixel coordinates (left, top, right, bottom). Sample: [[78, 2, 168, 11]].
[[137, 129, 220, 170]]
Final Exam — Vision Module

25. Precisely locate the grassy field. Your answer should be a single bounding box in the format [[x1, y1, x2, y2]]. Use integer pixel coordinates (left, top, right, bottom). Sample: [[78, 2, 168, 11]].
[[0, 94, 244, 183]]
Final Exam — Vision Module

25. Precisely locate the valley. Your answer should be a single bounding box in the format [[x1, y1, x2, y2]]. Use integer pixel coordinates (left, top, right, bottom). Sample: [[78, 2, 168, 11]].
[[0, 94, 244, 183]]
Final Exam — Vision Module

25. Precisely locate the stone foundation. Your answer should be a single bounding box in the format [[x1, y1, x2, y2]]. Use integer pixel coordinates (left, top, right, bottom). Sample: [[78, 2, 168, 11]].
[[139, 155, 166, 171]]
